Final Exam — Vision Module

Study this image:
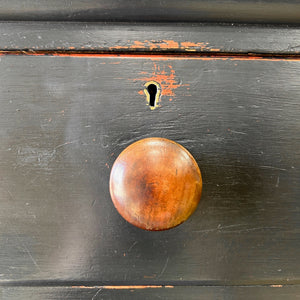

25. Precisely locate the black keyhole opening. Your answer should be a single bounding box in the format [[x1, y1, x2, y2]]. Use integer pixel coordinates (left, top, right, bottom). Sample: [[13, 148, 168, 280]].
[[147, 84, 157, 107]]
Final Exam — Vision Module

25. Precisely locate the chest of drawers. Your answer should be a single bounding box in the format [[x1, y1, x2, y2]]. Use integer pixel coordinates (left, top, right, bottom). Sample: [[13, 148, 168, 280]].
[[0, 2, 300, 299]]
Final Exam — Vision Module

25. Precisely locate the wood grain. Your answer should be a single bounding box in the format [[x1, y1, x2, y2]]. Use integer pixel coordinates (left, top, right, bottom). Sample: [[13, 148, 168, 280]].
[[109, 138, 202, 230]]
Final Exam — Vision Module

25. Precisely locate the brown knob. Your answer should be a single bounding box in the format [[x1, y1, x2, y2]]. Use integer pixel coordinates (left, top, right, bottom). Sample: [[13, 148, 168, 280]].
[[109, 137, 202, 231]]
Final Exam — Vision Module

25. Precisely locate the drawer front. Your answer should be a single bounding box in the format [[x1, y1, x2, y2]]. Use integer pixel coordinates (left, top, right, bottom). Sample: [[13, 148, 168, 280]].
[[0, 0, 299, 24], [0, 55, 299, 285]]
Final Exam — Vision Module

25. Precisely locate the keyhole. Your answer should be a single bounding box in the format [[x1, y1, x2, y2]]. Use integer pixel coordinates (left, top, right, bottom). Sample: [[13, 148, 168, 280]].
[[144, 81, 161, 110], [147, 84, 157, 107]]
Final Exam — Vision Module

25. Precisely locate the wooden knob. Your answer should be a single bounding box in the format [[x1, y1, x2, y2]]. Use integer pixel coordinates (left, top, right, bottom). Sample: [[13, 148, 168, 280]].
[[109, 137, 202, 231]]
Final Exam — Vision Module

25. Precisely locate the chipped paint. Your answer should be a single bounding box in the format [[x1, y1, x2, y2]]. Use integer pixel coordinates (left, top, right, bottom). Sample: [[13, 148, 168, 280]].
[[109, 40, 215, 52], [180, 41, 215, 51], [132, 63, 189, 104], [110, 40, 180, 50], [270, 285, 283, 287]]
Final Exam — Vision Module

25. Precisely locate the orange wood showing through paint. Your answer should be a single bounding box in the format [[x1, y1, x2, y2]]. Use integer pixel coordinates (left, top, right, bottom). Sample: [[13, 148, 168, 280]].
[[109, 138, 202, 231]]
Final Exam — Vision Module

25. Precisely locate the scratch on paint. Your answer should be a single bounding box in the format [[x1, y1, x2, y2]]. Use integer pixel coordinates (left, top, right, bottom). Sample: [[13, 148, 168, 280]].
[[157, 257, 169, 278], [259, 165, 287, 171], [128, 241, 138, 252], [275, 176, 280, 188], [12, 227, 41, 271], [91, 288, 102, 299], [21, 242, 41, 271], [229, 130, 247, 135], [55, 140, 79, 150]]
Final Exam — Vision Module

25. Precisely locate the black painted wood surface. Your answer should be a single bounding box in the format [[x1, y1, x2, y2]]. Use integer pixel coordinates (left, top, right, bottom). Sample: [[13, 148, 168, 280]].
[[2, 285, 300, 300], [0, 22, 300, 54], [0, 55, 299, 288], [0, 0, 299, 24]]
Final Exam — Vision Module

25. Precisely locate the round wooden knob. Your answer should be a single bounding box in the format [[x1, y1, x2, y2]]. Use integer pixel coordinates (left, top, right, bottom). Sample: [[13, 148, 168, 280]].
[[109, 137, 202, 231]]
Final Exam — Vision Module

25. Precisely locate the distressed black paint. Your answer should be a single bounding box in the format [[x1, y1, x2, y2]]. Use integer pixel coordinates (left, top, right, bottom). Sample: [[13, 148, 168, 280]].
[[0, 56, 299, 290], [0, 0, 299, 24], [2, 286, 300, 300], [0, 22, 300, 54]]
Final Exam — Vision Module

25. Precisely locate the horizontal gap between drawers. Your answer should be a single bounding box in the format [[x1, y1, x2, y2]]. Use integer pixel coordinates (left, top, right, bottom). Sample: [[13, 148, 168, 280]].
[[0, 280, 300, 288], [1, 50, 300, 60]]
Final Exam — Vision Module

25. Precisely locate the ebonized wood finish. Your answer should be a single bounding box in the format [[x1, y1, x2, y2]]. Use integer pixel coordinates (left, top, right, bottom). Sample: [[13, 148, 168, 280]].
[[2, 285, 300, 300], [0, 0, 299, 24], [0, 19, 299, 298], [0, 55, 299, 288], [0, 22, 299, 54]]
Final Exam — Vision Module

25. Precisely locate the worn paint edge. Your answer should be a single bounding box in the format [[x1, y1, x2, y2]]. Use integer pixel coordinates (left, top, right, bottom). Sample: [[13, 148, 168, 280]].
[[0, 51, 300, 61], [72, 285, 174, 289], [1, 281, 299, 287], [107, 40, 219, 52]]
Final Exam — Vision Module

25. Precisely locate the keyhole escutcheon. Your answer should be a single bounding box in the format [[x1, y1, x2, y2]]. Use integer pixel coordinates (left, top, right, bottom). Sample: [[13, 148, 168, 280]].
[[144, 81, 161, 110]]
